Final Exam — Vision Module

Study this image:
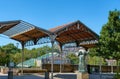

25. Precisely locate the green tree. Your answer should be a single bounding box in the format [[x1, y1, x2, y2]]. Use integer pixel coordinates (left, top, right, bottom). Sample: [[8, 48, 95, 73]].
[[67, 53, 79, 64], [98, 10, 120, 74], [1, 43, 20, 54], [0, 52, 9, 66], [0, 43, 20, 66], [88, 48, 98, 57], [99, 10, 120, 60], [11, 52, 21, 64]]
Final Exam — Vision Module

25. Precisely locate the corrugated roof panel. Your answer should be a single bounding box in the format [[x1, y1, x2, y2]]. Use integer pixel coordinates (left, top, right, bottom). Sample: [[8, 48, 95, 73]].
[[2, 21, 35, 37]]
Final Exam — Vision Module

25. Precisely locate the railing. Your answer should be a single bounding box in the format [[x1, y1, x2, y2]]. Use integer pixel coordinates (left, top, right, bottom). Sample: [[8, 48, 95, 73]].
[[42, 64, 78, 72], [87, 65, 120, 74]]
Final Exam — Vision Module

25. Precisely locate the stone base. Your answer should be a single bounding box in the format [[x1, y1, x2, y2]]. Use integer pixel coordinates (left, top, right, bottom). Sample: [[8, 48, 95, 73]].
[[77, 72, 89, 79]]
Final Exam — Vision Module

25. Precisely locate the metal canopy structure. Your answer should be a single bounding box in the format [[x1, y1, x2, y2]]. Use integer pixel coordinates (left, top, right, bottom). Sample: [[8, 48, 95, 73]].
[[0, 20, 52, 44], [50, 20, 99, 49], [0, 20, 99, 79], [0, 20, 99, 48]]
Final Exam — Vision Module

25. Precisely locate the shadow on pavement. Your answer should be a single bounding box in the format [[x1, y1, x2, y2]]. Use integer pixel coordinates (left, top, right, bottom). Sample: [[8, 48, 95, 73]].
[[54, 73, 77, 79], [0, 75, 45, 79]]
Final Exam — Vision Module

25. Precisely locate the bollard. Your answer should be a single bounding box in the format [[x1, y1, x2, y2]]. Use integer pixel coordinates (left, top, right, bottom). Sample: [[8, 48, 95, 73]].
[[45, 72, 49, 79], [8, 70, 13, 79]]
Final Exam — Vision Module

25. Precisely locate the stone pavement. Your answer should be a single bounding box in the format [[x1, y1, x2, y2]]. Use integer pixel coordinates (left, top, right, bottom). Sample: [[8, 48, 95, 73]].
[[53, 73, 77, 79], [89, 73, 114, 79], [0, 75, 44, 79], [0, 73, 77, 79]]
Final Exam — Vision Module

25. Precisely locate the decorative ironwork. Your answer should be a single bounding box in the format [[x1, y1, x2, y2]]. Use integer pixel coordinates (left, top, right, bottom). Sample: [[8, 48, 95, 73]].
[[37, 36, 51, 44], [63, 42, 77, 48], [80, 40, 98, 45], [24, 36, 51, 47], [24, 40, 34, 46]]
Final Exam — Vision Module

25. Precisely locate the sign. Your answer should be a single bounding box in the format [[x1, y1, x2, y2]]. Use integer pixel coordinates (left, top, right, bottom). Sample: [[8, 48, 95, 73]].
[[9, 62, 14, 67]]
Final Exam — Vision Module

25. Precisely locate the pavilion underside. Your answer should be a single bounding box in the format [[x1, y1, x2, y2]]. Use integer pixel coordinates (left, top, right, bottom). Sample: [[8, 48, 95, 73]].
[[0, 20, 99, 48]]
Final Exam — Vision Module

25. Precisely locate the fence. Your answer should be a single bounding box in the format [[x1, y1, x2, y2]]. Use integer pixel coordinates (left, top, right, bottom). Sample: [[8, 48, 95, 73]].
[[87, 65, 120, 74], [42, 64, 78, 72], [42, 64, 120, 73]]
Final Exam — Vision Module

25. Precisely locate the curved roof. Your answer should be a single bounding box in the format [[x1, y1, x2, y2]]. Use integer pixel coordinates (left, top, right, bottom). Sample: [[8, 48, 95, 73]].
[[0, 20, 99, 48]]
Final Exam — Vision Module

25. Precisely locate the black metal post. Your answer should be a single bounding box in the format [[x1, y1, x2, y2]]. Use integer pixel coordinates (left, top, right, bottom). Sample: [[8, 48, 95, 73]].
[[51, 40, 54, 79], [8, 46, 13, 79], [8, 62, 13, 79], [59, 44, 62, 73], [8, 70, 13, 79], [45, 72, 49, 79], [21, 42, 25, 75], [50, 34, 56, 79]]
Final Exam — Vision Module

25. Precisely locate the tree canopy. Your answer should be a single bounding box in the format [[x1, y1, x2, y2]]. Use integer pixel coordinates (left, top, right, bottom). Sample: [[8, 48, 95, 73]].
[[67, 53, 79, 64], [88, 10, 120, 68], [98, 10, 120, 60]]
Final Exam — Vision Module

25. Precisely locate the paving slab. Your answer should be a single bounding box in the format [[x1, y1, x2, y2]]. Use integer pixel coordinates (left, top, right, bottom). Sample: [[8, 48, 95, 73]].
[[0, 73, 77, 79]]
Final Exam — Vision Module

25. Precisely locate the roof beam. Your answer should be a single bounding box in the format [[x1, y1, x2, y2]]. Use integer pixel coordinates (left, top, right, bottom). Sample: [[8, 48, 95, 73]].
[[21, 34, 35, 40]]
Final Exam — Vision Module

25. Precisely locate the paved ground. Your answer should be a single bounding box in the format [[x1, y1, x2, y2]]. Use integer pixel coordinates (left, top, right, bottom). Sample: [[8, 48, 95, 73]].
[[0, 75, 44, 79], [89, 73, 114, 79], [0, 73, 77, 79], [53, 73, 77, 79]]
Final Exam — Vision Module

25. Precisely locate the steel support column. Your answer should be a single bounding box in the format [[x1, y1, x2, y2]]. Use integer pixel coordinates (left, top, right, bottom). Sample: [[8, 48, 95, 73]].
[[50, 34, 57, 79], [21, 42, 25, 75], [59, 44, 62, 73]]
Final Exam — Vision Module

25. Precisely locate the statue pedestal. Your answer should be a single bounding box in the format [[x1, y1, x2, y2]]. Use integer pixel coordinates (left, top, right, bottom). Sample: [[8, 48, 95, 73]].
[[77, 72, 89, 79]]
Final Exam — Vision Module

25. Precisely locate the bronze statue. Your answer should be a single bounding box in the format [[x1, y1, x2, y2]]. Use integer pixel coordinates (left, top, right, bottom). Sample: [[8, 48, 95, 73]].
[[78, 48, 87, 73]]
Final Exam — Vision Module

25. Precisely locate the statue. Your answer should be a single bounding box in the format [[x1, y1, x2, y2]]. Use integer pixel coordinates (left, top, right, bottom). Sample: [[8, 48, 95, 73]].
[[78, 48, 87, 73]]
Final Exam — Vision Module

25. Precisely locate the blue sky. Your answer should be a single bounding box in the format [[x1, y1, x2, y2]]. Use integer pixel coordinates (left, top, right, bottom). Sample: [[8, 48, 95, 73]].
[[0, 0, 120, 47]]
